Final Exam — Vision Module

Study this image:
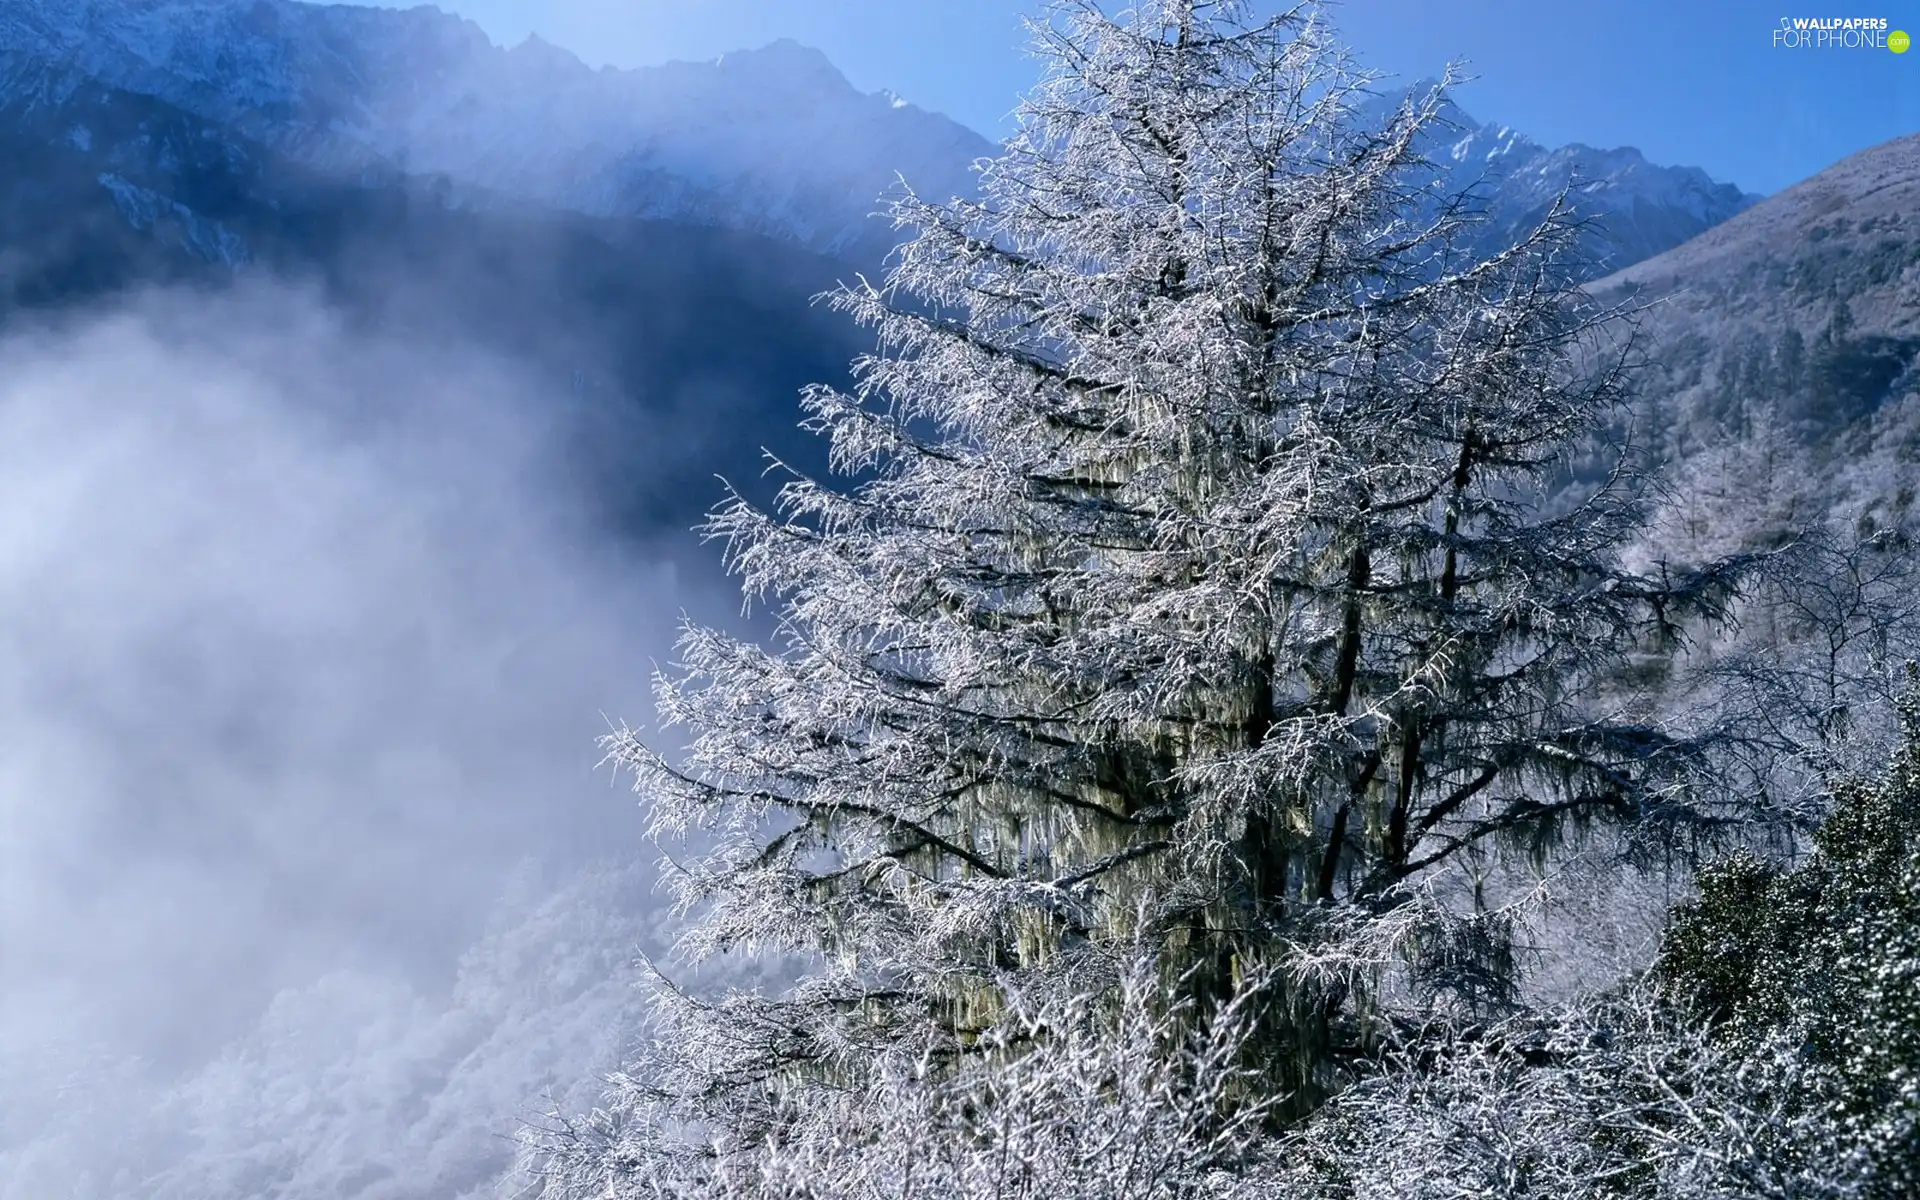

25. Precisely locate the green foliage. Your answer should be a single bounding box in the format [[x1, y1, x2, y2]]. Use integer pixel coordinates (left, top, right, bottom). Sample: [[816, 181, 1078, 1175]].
[[1658, 675, 1920, 1195]]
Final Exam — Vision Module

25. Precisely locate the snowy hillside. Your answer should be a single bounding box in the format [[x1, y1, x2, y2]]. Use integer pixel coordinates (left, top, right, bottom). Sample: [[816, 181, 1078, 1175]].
[[1583, 130, 1920, 532]]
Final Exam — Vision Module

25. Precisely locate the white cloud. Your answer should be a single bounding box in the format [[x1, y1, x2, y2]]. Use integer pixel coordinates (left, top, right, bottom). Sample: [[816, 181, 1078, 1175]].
[[0, 280, 719, 1196]]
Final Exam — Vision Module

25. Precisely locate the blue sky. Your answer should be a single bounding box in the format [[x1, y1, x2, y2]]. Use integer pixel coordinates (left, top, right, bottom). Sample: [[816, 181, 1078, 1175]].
[[386, 0, 1919, 196]]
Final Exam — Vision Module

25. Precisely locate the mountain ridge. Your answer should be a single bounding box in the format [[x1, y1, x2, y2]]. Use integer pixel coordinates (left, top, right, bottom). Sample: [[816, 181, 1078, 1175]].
[[0, 4, 1768, 272], [1593, 131, 1920, 305], [1366, 78, 1762, 276], [1575, 131, 1920, 551], [0, 0, 993, 256]]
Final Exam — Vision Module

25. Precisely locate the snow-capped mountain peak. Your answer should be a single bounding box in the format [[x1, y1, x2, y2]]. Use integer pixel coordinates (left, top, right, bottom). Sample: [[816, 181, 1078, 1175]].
[[1360, 79, 1762, 273]]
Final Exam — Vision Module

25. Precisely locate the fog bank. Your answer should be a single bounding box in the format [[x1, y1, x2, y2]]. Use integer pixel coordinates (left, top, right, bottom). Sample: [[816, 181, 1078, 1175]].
[[0, 281, 727, 1195]]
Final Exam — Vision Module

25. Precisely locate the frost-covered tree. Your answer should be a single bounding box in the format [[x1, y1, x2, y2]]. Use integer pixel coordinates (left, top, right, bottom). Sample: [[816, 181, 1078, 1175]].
[[1642, 397, 1920, 791], [1279, 987, 1860, 1200], [520, 929, 1297, 1199], [1697, 525, 1920, 801], [537, 0, 1761, 1184], [1300, 675, 1920, 1200]]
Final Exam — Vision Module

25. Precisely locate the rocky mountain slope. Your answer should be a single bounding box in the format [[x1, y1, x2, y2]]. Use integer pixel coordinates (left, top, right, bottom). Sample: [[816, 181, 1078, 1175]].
[[0, 0, 992, 257], [1584, 132, 1920, 540]]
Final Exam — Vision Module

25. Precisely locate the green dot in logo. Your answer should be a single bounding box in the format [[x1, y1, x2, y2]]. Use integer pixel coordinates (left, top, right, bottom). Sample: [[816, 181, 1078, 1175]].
[[1893, 29, 1912, 52]]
